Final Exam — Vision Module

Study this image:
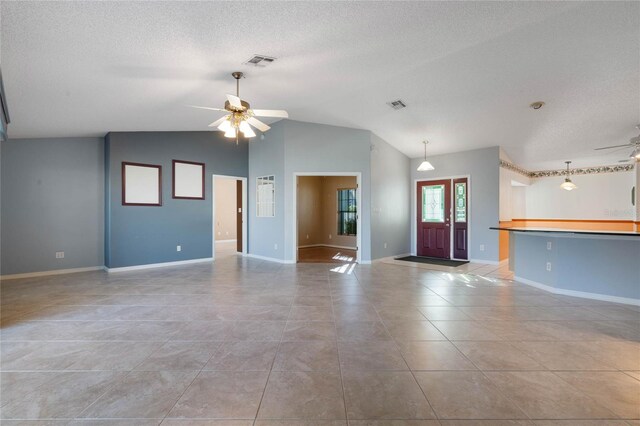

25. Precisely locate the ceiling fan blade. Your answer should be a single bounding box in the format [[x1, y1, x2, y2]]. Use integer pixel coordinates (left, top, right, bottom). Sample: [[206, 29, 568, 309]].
[[208, 115, 229, 128], [246, 117, 271, 132], [226, 94, 243, 109], [594, 144, 631, 150], [187, 105, 227, 112], [251, 109, 289, 118]]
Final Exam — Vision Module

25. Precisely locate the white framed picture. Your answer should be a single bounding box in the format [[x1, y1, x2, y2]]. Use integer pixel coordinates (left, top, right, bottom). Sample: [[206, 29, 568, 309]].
[[173, 160, 205, 200], [122, 162, 162, 206], [256, 175, 275, 217]]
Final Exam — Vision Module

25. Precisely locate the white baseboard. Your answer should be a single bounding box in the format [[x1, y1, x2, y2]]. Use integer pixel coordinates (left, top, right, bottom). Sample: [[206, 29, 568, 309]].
[[0, 266, 105, 280], [469, 258, 500, 265], [106, 258, 213, 273], [515, 275, 640, 306], [245, 253, 295, 264], [298, 244, 357, 250], [215, 239, 237, 243]]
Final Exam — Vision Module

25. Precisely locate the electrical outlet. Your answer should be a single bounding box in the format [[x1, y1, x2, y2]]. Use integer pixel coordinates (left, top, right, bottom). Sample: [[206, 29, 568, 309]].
[[547, 241, 552, 250], [177, 245, 181, 252], [306, 234, 309, 239], [546, 262, 552, 272], [384, 242, 388, 249], [274, 243, 278, 250], [55, 251, 64, 259], [479, 244, 485, 252], [329, 234, 332, 240]]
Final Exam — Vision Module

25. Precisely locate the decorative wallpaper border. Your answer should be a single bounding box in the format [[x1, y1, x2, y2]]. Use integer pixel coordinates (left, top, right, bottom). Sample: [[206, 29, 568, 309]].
[[500, 159, 635, 178]]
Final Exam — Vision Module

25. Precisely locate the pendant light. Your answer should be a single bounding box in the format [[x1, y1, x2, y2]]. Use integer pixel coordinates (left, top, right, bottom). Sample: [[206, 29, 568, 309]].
[[560, 161, 577, 191], [417, 140, 435, 171]]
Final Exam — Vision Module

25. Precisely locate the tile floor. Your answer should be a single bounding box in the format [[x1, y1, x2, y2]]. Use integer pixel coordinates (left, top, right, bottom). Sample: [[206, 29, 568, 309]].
[[1, 244, 638, 425]]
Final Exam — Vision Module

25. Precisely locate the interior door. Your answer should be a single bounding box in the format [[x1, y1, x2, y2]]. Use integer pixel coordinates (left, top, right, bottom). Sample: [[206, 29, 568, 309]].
[[236, 180, 242, 253], [452, 178, 468, 259], [417, 179, 451, 258]]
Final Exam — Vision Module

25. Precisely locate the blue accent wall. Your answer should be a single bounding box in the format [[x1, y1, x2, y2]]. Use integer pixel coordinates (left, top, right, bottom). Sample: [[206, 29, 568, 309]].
[[105, 131, 247, 268], [1, 137, 104, 274]]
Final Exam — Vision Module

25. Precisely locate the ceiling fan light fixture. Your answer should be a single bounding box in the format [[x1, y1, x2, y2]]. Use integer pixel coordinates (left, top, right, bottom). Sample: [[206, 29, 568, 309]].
[[560, 161, 577, 191], [417, 140, 435, 171], [239, 121, 256, 138], [630, 147, 640, 160], [218, 120, 231, 132], [224, 127, 236, 138]]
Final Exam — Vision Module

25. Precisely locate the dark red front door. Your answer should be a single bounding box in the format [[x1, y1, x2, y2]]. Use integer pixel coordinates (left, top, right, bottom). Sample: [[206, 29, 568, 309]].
[[417, 179, 451, 258]]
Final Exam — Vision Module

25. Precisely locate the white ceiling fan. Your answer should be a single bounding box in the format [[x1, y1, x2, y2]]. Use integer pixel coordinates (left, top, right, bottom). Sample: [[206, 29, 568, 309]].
[[189, 71, 288, 143], [594, 124, 640, 161]]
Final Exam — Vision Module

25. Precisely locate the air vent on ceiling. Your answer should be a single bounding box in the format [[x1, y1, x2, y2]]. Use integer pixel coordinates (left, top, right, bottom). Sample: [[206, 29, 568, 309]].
[[387, 99, 407, 110], [244, 55, 276, 67]]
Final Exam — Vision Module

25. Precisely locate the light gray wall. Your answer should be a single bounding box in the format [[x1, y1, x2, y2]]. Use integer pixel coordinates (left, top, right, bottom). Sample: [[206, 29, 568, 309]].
[[513, 232, 640, 300], [371, 133, 411, 259], [248, 122, 285, 260], [248, 119, 374, 262], [105, 131, 247, 268], [283, 120, 372, 262], [411, 146, 500, 263], [1, 137, 104, 274]]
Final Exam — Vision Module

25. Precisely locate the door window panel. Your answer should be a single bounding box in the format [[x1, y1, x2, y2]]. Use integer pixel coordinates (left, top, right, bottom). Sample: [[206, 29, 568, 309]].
[[455, 182, 467, 223], [422, 185, 445, 223]]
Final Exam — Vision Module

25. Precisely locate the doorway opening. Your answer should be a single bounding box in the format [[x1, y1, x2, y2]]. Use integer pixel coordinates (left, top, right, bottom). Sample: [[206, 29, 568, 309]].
[[294, 174, 361, 264], [416, 177, 469, 260], [212, 175, 247, 260]]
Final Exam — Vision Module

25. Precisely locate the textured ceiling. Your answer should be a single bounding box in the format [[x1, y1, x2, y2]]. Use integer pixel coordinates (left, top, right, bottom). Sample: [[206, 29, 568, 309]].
[[1, 1, 638, 169]]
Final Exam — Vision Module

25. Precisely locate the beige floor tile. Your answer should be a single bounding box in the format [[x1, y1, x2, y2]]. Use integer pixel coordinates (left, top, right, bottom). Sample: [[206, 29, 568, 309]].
[[0, 372, 59, 407], [79, 371, 197, 419], [257, 371, 345, 419], [533, 421, 629, 425], [396, 341, 476, 371], [484, 371, 616, 419], [272, 341, 339, 372], [288, 306, 334, 321], [203, 341, 279, 371], [1, 371, 124, 419], [414, 371, 527, 419], [384, 321, 446, 341], [254, 421, 346, 426], [625, 371, 640, 381], [430, 321, 502, 341], [168, 371, 269, 419], [510, 341, 614, 370], [554, 371, 640, 419], [338, 341, 408, 370], [440, 421, 534, 426], [418, 306, 471, 320], [453, 341, 544, 370], [135, 342, 221, 371], [342, 371, 435, 420], [349, 421, 441, 426], [375, 307, 428, 321], [282, 321, 337, 341], [161, 420, 253, 425], [336, 321, 391, 341]]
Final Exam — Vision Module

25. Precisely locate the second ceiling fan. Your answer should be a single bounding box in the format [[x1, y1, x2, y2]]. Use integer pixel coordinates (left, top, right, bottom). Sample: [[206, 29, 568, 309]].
[[190, 71, 288, 143]]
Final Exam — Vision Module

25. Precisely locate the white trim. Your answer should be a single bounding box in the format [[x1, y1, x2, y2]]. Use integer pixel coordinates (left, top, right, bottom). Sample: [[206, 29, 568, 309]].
[[106, 258, 212, 273], [292, 172, 362, 264], [515, 276, 640, 306], [1, 266, 104, 280], [469, 258, 500, 265], [215, 239, 237, 243], [298, 244, 357, 250], [372, 253, 412, 263], [412, 175, 472, 260], [212, 175, 247, 261], [245, 253, 295, 264]]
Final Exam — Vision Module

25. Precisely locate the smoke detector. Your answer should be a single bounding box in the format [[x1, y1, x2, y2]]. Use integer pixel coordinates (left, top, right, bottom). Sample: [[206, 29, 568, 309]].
[[529, 101, 545, 110], [244, 55, 276, 67], [387, 99, 407, 110]]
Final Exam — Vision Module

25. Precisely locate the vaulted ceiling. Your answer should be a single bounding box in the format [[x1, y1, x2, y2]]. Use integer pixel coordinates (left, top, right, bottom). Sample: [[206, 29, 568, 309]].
[[1, 1, 638, 169]]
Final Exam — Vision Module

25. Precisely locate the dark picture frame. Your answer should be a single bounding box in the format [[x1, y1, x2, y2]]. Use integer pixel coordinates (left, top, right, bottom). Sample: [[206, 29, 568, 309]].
[[172, 160, 205, 200], [121, 162, 163, 206]]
